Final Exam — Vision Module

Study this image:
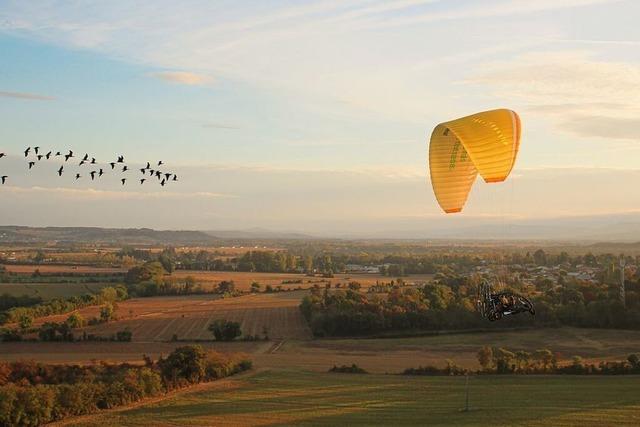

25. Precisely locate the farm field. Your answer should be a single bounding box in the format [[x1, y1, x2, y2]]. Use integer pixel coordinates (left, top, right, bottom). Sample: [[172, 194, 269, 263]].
[[28, 291, 312, 341], [64, 369, 640, 427], [1, 264, 127, 274], [171, 270, 434, 291], [0, 282, 115, 299], [253, 327, 640, 373]]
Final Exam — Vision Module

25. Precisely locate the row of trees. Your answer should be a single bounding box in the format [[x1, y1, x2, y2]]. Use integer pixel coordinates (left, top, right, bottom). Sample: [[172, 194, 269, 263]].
[[300, 272, 640, 337], [0, 286, 127, 326], [0, 345, 252, 426]]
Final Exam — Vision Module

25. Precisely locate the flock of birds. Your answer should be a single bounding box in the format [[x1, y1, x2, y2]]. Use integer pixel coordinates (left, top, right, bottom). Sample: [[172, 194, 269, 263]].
[[0, 147, 179, 187]]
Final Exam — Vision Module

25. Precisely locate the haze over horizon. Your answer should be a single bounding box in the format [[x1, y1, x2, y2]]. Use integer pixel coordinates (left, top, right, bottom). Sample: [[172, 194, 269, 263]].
[[2, 0, 640, 236]]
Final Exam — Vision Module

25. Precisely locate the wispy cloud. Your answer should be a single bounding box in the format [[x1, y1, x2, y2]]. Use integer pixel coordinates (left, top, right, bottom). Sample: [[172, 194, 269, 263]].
[[151, 71, 211, 85], [2, 186, 233, 200], [0, 90, 55, 101]]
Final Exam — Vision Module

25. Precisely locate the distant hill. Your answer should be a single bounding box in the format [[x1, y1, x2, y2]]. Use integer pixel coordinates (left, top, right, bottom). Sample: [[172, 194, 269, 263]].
[[205, 228, 314, 240], [0, 226, 217, 245]]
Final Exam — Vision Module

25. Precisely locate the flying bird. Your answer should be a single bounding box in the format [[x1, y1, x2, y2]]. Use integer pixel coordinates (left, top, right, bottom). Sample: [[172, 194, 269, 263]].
[[155, 171, 161, 178], [172, 174, 177, 181], [28, 161, 35, 169], [37, 155, 43, 161], [164, 173, 171, 180], [75, 173, 81, 180], [91, 158, 96, 164], [45, 151, 52, 159], [98, 168, 104, 177], [64, 151, 74, 161], [57, 166, 63, 176], [139, 168, 146, 174], [140, 178, 146, 184], [24, 147, 31, 157], [157, 161, 163, 166], [145, 162, 151, 169], [149, 169, 155, 176], [55, 151, 61, 156], [121, 178, 126, 185], [34, 146, 40, 155], [109, 162, 116, 169], [117, 155, 124, 163], [0, 153, 6, 159], [1, 176, 7, 184], [160, 179, 166, 187], [122, 165, 128, 172], [79, 160, 86, 166], [82, 154, 89, 161], [90, 171, 96, 180]]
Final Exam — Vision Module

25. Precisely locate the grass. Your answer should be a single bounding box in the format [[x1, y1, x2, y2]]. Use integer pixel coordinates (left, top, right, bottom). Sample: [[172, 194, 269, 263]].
[[68, 369, 640, 426], [0, 282, 114, 299]]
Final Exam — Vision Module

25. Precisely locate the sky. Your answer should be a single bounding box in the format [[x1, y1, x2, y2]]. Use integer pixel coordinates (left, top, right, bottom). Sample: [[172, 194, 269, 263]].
[[1, 0, 640, 236]]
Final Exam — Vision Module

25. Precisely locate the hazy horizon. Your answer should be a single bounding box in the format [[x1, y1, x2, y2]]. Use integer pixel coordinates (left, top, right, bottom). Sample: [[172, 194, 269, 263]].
[[2, 0, 640, 235]]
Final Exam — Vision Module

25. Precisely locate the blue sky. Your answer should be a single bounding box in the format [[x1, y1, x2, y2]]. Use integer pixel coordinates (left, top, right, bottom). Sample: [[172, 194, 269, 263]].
[[1, 0, 640, 234]]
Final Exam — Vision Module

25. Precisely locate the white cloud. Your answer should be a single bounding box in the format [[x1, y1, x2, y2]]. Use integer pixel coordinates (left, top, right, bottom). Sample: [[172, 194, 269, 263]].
[[0, 90, 55, 100], [466, 51, 640, 140]]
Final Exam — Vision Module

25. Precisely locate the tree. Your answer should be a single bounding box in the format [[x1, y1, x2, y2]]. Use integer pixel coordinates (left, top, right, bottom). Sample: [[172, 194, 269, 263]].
[[533, 249, 547, 266], [184, 276, 196, 294], [217, 281, 235, 294], [67, 313, 84, 329], [208, 320, 242, 341], [477, 346, 493, 371], [159, 345, 207, 385], [100, 303, 115, 323], [18, 314, 33, 330]]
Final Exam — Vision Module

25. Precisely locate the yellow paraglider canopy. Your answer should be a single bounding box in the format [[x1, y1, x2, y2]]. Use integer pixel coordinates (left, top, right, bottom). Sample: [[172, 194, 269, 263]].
[[429, 109, 521, 213]]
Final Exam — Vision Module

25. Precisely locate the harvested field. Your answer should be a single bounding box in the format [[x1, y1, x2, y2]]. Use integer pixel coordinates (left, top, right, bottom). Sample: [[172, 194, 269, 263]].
[[0, 282, 114, 299], [47, 291, 314, 342], [1, 264, 127, 274], [171, 270, 433, 291]]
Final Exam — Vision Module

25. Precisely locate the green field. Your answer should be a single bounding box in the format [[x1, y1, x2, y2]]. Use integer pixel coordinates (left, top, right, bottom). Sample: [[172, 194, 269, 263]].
[[68, 369, 640, 426], [0, 282, 113, 299]]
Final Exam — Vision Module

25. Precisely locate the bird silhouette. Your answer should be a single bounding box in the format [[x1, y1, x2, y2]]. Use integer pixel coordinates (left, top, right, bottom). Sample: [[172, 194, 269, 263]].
[[91, 158, 96, 164], [57, 166, 63, 176], [160, 178, 166, 187], [79, 160, 86, 166], [0, 153, 6, 158], [24, 147, 31, 157], [121, 178, 127, 185], [55, 151, 61, 156], [155, 171, 161, 178], [122, 165, 128, 172], [98, 168, 104, 177], [109, 162, 116, 169], [64, 151, 74, 161], [145, 162, 151, 169], [28, 161, 35, 169], [149, 169, 155, 176], [158, 161, 163, 166], [172, 174, 178, 181], [45, 151, 52, 159], [90, 171, 96, 180], [117, 155, 124, 163], [82, 154, 89, 161], [139, 168, 146, 174], [1, 176, 7, 184], [164, 173, 171, 180], [75, 173, 81, 180], [34, 146, 40, 155], [37, 155, 43, 161], [140, 178, 146, 184]]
